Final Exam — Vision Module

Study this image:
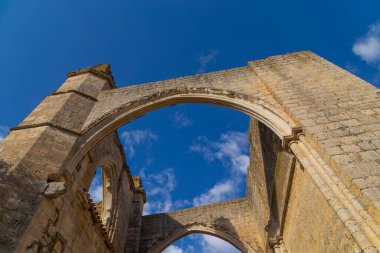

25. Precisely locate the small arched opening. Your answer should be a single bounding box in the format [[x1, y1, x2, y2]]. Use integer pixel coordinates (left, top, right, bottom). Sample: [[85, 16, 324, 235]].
[[150, 225, 255, 253], [85, 160, 119, 240], [163, 234, 241, 253]]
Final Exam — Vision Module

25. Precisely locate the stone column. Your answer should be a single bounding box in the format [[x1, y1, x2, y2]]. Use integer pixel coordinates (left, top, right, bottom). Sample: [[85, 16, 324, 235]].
[[124, 177, 146, 253]]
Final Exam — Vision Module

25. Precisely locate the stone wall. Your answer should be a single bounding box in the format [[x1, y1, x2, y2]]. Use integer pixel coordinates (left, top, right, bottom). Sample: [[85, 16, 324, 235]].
[[140, 199, 264, 253], [247, 118, 283, 237], [283, 160, 360, 252], [248, 53, 380, 224], [0, 66, 144, 253], [0, 52, 379, 252]]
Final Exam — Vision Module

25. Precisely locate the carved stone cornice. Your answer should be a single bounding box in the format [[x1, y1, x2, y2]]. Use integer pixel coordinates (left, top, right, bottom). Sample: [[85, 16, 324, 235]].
[[282, 127, 304, 149]]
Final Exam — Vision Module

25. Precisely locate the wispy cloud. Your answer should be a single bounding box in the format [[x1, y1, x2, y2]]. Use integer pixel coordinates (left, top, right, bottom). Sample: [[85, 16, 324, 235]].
[[200, 235, 239, 253], [140, 131, 249, 213], [163, 244, 196, 253], [163, 245, 184, 253], [120, 129, 158, 157], [353, 22, 380, 65], [197, 49, 220, 74], [141, 168, 190, 215], [190, 131, 249, 175], [193, 179, 240, 206], [90, 184, 103, 202], [170, 112, 193, 128], [89, 168, 103, 202], [190, 131, 249, 206], [163, 234, 238, 253], [352, 21, 380, 85], [0, 125, 9, 142]]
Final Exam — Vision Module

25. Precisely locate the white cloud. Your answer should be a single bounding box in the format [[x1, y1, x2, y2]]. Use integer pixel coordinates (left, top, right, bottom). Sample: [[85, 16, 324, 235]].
[[352, 21, 380, 85], [190, 131, 249, 175], [197, 49, 220, 73], [200, 235, 240, 253], [90, 185, 103, 202], [142, 169, 190, 215], [0, 125, 9, 142], [163, 245, 184, 253], [163, 244, 196, 253], [353, 22, 380, 64], [190, 131, 249, 206], [89, 169, 103, 202], [120, 129, 158, 157], [163, 234, 238, 253], [164, 234, 238, 253], [171, 112, 193, 128], [193, 179, 239, 206], [140, 130, 249, 213]]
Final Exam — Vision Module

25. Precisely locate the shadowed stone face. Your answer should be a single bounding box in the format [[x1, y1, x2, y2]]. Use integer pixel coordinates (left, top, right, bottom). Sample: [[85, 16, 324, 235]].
[[0, 51, 379, 253]]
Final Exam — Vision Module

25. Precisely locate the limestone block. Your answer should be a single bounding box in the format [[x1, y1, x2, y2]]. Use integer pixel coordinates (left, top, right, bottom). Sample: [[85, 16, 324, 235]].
[[44, 182, 66, 198]]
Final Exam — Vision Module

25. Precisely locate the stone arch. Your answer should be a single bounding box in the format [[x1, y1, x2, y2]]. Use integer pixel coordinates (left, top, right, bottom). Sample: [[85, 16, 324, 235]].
[[51, 65, 303, 252], [68, 129, 138, 253], [2, 52, 380, 253], [57, 59, 379, 251], [94, 158, 118, 239], [84, 91, 297, 138], [64, 91, 301, 177], [63, 91, 295, 251], [151, 224, 253, 253], [139, 199, 264, 253], [78, 137, 127, 242]]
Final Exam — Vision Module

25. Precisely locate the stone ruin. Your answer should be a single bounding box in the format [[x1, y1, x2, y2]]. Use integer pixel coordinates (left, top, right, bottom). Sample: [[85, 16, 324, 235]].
[[1, 51, 380, 252]]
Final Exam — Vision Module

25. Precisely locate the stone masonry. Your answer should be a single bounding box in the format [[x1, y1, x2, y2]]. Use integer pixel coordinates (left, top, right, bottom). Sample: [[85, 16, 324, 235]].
[[140, 199, 263, 253], [0, 51, 379, 252]]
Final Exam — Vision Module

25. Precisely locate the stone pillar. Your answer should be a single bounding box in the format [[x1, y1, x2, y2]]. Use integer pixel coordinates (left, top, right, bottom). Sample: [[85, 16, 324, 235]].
[[124, 177, 146, 253], [247, 118, 283, 243]]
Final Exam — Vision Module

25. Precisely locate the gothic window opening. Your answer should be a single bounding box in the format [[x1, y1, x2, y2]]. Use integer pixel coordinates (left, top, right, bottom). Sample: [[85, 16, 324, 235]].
[[89, 166, 104, 216]]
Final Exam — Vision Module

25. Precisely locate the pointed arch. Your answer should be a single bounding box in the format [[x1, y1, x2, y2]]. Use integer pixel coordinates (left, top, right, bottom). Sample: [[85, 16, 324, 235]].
[[64, 91, 300, 177], [150, 224, 255, 253]]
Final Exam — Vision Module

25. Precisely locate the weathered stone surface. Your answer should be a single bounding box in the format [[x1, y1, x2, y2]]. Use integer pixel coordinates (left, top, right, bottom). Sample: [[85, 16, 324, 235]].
[[0, 51, 379, 252], [44, 182, 67, 198], [140, 199, 264, 253], [283, 161, 360, 252]]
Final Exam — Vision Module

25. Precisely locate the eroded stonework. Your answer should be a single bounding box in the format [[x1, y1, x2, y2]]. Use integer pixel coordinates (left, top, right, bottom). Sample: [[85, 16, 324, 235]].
[[0, 51, 380, 252]]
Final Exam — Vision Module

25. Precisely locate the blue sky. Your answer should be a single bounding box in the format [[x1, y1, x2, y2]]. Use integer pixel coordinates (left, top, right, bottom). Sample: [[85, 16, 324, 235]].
[[1, 1, 380, 252]]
